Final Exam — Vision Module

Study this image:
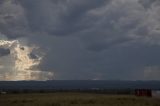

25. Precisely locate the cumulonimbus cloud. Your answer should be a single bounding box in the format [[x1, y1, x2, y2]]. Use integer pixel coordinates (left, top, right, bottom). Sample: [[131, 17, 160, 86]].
[[0, 34, 54, 80], [0, 0, 54, 80], [0, 0, 160, 80]]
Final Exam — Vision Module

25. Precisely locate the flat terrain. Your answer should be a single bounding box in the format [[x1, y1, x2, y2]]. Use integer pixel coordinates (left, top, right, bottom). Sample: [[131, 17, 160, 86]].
[[0, 93, 160, 106]]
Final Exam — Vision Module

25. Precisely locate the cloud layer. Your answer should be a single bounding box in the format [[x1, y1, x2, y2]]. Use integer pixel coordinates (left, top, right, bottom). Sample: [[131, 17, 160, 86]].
[[0, 0, 160, 80]]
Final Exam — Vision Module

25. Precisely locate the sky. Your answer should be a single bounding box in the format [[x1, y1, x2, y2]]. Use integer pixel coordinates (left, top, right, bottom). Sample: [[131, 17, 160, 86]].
[[0, 0, 160, 80]]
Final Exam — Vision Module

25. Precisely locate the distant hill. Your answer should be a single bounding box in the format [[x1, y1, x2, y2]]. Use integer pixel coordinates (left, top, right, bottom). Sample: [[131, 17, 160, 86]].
[[0, 80, 160, 90]]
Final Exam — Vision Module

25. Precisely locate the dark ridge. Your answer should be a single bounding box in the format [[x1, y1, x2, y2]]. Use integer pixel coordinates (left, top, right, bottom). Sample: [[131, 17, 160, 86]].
[[0, 80, 160, 90]]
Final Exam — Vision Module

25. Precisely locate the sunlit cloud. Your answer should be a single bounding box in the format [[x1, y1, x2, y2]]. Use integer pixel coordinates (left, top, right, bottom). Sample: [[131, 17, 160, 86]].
[[0, 38, 54, 81]]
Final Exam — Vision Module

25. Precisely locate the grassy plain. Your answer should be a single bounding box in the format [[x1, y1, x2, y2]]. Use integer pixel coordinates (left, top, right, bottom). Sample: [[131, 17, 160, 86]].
[[0, 92, 160, 106]]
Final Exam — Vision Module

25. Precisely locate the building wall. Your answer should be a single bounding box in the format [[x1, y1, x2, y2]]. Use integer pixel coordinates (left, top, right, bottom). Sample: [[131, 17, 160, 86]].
[[135, 89, 152, 97]]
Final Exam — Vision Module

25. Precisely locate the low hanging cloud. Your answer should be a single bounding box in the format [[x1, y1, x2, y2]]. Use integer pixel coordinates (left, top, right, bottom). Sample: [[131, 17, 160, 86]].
[[143, 66, 160, 80], [0, 0, 160, 80]]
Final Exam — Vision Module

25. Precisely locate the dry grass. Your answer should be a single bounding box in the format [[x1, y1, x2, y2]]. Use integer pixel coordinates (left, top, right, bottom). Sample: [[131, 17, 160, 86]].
[[0, 93, 160, 106]]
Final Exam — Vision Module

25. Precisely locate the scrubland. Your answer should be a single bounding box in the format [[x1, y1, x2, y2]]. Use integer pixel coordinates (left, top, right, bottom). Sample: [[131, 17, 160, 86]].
[[0, 93, 160, 106]]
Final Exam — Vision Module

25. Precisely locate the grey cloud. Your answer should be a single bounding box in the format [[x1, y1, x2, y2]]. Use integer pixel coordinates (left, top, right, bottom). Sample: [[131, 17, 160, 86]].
[[138, 0, 157, 9], [19, 0, 109, 36], [26, 0, 160, 80], [0, 0, 30, 39], [29, 52, 38, 59], [0, 48, 10, 57], [81, 0, 160, 52], [31, 34, 160, 80], [143, 66, 160, 80]]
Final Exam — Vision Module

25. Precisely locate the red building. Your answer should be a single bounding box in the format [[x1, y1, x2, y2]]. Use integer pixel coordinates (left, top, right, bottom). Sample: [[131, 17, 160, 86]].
[[135, 89, 152, 97]]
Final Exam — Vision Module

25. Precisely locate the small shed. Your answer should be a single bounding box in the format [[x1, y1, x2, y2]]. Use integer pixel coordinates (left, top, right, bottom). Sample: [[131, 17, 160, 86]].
[[135, 89, 152, 97]]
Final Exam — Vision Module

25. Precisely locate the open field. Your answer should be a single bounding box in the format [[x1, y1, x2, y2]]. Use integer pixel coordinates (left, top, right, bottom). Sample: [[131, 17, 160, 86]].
[[0, 93, 160, 106]]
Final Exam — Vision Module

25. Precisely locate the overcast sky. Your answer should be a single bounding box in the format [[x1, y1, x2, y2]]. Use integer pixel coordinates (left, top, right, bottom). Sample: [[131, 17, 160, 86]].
[[0, 0, 160, 80]]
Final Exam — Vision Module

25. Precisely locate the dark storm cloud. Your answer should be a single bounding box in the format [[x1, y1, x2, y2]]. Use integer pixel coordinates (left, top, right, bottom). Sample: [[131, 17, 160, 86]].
[[21, 0, 160, 80], [138, 0, 157, 9], [1, 0, 160, 80], [0, 0, 30, 39], [0, 48, 10, 57], [19, 0, 109, 36]]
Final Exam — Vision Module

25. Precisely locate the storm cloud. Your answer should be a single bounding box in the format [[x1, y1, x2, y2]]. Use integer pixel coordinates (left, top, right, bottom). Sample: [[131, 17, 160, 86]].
[[0, 48, 10, 57], [0, 0, 160, 80]]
